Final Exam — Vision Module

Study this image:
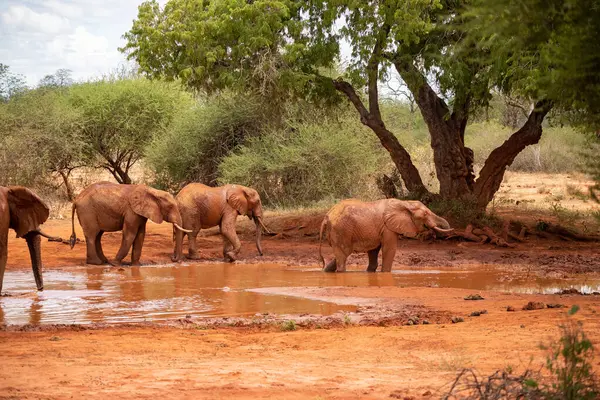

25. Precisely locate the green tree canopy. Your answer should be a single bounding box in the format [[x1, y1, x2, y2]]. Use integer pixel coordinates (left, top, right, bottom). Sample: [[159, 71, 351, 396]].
[[123, 0, 587, 207], [68, 77, 194, 184]]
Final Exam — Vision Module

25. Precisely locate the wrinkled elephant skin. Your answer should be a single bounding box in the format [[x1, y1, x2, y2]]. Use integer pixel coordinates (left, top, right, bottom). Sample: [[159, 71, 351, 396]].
[[319, 199, 452, 272], [70, 182, 189, 266], [0, 186, 52, 293], [174, 183, 265, 262]]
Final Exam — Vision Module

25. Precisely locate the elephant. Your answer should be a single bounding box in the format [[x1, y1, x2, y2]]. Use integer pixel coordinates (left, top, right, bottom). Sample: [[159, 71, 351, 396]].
[[318, 199, 453, 273], [173, 183, 269, 262], [69, 181, 191, 266], [0, 186, 58, 293]]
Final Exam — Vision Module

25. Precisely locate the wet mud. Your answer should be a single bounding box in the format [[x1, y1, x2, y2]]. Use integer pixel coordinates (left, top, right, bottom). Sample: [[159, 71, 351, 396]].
[[0, 217, 599, 399]]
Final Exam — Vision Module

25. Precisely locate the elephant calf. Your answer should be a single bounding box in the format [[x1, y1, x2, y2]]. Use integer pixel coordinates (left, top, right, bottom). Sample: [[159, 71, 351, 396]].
[[319, 199, 453, 272], [70, 182, 190, 266], [173, 183, 268, 262]]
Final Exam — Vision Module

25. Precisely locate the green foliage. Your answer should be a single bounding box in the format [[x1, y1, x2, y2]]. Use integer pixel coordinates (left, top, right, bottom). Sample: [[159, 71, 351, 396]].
[[581, 134, 600, 203], [218, 112, 385, 207], [444, 307, 598, 399], [146, 91, 266, 189], [280, 320, 296, 331], [0, 87, 86, 196], [539, 308, 599, 400], [68, 77, 193, 183], [467, 0, 600, 128], [121, 0, 330, 100], [466, 123, 588, 173]]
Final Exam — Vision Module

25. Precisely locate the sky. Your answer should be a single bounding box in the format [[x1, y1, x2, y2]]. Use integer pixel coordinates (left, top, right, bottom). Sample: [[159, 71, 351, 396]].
[[0, 0, 158, 86]]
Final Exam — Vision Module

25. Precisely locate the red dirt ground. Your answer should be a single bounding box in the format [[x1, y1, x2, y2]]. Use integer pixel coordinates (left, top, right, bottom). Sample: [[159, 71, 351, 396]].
[[1, 214, 599, 399]]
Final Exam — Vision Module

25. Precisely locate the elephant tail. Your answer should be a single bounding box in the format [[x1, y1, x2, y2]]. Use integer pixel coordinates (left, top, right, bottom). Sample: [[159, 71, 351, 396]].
[[318, 216, 328, 268], [69, 203, 77, 249]]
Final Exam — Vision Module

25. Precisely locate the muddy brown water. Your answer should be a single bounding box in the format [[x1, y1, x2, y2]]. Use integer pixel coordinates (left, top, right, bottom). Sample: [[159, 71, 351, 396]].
[[1, 263, 599, 325]]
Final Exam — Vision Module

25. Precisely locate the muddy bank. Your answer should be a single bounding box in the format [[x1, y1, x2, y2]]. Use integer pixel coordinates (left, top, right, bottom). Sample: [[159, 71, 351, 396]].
[[1, 286, 599, 399], [1, 215, 600, 399]]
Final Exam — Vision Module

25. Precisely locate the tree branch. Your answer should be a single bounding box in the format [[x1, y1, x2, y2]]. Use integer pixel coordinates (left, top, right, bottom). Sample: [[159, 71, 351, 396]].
[[367, 23, 391, 121], [474, 99, 553, 207]]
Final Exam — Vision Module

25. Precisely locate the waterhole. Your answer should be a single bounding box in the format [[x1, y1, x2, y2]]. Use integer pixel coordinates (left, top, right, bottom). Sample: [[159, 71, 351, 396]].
[[1, 263, 598, 325]]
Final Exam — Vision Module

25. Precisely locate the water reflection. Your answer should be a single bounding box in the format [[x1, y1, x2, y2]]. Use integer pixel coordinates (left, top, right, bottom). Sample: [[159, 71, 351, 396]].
[[0, 263, 599, 325]]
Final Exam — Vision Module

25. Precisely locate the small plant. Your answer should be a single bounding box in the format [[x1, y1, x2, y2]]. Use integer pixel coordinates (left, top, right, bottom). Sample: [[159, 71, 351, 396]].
[[280, 320, 297, 332], [591, 210, 600, 224], [539, 305, 599, 399], [566, 185, 589, 201], [343, 313, 352, 326], [443, 305, 599, 399]]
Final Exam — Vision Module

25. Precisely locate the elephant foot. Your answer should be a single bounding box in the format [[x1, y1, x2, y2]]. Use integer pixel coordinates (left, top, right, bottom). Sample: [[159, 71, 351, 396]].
[[186, 253, 205, 261], [86, 258, 108, 266], [323, 260, 337, 273], [224, 252, 238, 263], [130, 261, 141, 267], [366, 265, 378, 272]]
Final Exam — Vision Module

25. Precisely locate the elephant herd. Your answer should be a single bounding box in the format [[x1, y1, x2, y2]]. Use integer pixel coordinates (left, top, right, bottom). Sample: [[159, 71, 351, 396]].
[[0, 181, 453, 293]]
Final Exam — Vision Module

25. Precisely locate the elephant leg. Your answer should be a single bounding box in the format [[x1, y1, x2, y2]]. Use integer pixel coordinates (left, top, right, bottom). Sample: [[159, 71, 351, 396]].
[[131, 223, 146, 266], [0, 228, 7, 294], [333, 248, 349, 273], [221, 214, 241, 262], [114, 226, 137, 266], [381, 230, 398, 272], [95, 231, 109, 264], [323, 259, 337, 272], [84, 231, 105, 265], [366, 245, 381, 272], [187, 230, 203, 260]]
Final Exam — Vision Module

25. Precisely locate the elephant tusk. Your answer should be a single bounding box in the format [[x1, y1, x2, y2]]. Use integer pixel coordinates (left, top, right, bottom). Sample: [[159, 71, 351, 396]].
[[433, 226, 454, 234], [173, 223, 193, 233], [36, 229, 62, 241], [258, 218, 273, 235]]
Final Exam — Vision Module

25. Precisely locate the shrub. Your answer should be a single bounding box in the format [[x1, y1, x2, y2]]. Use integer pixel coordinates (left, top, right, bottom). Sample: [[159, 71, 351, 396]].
[[68, 77, 192, 184], [146, 91, 266, 190], [465, 122, 587, 173], [218, 114, 386, 207]]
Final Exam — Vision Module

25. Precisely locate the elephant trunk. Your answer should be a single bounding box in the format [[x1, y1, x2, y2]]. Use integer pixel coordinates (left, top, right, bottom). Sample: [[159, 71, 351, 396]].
[[429, 215, 453, 234], [254, 216, 263, 256], [24, 231, 43, 291], [171, 225, 187, 262]]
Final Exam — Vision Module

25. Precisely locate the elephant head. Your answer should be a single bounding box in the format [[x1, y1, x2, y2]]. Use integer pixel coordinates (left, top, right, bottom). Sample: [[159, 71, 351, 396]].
[[383, 200, 453, 238], [226, 185, 266, 256], [1, 186, 55, 293], [129, 186, 190, 261]]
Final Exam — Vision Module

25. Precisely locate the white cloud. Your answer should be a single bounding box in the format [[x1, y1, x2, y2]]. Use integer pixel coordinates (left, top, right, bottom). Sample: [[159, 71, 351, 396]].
[[0, 0, 144, 85], [42, 0, 83, 19], [1, 5, 71, 34]]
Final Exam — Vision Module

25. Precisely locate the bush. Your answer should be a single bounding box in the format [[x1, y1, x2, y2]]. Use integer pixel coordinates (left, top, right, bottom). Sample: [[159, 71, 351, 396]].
[[146, 92, 266, 190], [465, 122, 587, 173], [69, 77, 192, 184], [443, 305, 598, 400], [0, 87, 87, 198], [218, 114, 386, 207]]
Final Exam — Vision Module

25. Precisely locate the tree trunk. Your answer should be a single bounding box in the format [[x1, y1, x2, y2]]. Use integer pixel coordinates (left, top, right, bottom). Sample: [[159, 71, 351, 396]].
[[394, 59, 474, 200], [332, 80, 429, 196], [474, 100, 552, 208], [106, 164, 132, 184], [58, 170, 75, 201]]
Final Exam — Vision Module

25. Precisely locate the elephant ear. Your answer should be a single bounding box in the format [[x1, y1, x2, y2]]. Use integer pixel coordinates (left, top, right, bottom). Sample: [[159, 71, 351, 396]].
[[129, 186, 163, 224], [383, 200, 421, 237], [226, 185, 249, 216], [7, 186, 50, 238]]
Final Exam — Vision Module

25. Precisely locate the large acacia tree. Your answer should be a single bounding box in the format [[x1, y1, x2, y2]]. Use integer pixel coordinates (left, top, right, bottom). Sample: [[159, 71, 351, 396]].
[[122, 0, 557, 208]]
